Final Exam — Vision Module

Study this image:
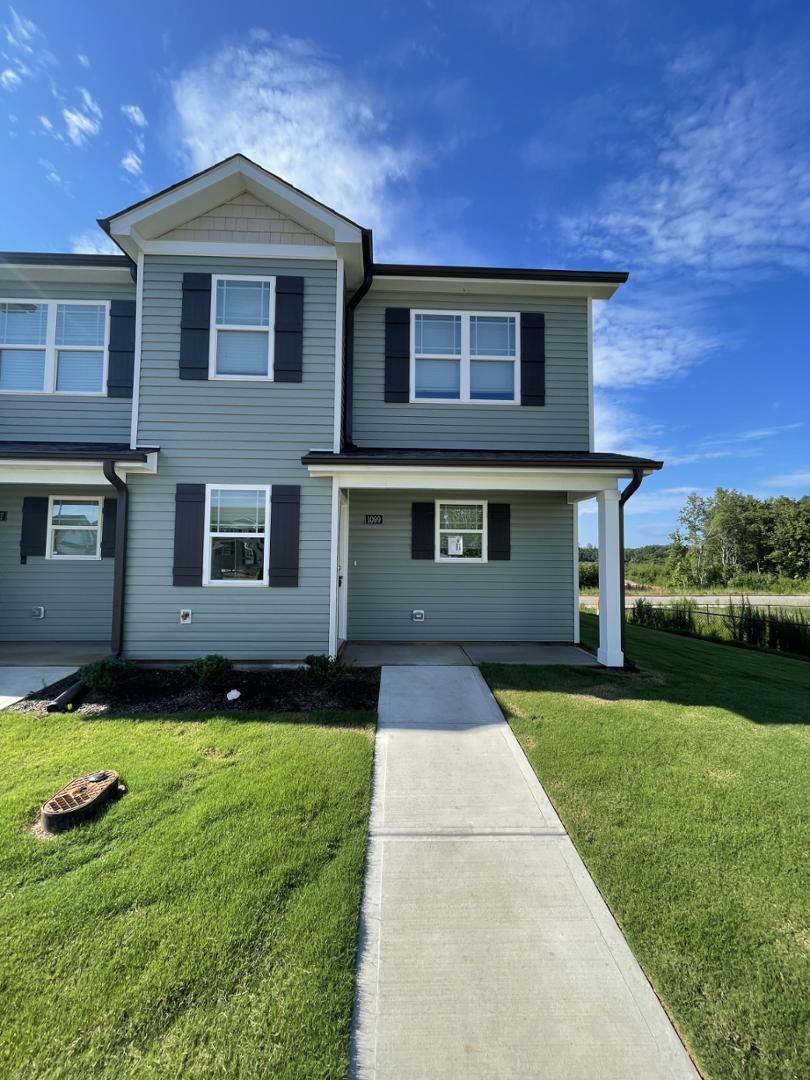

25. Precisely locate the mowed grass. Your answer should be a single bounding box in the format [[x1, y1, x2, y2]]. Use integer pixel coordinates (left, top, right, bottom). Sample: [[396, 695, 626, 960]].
[[482, 615, 810, 1080], [0, 710, 375, 1079]]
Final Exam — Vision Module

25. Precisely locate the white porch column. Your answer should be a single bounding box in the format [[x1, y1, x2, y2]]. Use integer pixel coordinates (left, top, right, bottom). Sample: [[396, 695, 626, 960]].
[[597, 487, 624, 667]]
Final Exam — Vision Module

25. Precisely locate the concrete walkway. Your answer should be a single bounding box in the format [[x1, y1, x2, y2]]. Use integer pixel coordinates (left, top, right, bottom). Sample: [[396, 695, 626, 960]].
[[0, 666, 78, 711], [350, 666, 699, 1079]]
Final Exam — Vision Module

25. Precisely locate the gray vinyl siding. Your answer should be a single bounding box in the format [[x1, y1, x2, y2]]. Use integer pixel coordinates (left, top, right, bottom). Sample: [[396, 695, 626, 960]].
[[0, 485, 113, 641], [125, 254, 337, 660], [347, 490, 575, 641], [352, 287, 590, 450], [0, 277, 135, 442]]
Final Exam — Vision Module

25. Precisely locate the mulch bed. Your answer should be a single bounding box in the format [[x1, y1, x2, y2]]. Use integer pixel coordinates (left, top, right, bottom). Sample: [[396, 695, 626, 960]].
[[13, 666, 380, 717]]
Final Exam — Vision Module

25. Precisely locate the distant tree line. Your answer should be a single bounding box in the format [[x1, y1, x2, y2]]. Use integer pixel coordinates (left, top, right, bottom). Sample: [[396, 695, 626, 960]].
[[579, 489, 810, 591]]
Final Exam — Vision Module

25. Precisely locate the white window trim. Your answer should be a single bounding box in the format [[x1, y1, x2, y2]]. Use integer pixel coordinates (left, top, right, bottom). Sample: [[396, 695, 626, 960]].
[[435, 499, 488, 564], [202, 483, 272, 587], [0, 298, 110, 396], [209, 275, 276, 381], [410, 310, 520, 405], [46, 494, 104, 560]]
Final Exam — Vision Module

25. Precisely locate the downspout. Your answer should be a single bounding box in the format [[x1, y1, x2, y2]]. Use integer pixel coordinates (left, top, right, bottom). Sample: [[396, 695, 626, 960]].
[[618, 467, 644, 657], [342, 228, 374, 450], [102, 460, 129, 657]]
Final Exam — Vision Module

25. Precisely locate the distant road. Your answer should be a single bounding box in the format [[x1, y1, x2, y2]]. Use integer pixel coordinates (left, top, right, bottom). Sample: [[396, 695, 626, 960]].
[[580, 594, 810, 609]]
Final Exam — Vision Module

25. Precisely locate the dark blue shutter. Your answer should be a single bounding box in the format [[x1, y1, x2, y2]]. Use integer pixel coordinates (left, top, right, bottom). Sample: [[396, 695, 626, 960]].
[[274, 277, 304, 382], [20, 496, 48, 564], [173, 484, 205, 585], [411, 502, 434, 559], [100, 498, 117, 558], [385, 308, 410, 402], [269, 486, 301, 586], [488, 503, 511, 560], [520, 312, 545, 406], [179, 274, 211, 380], [107, 300, 136, 398]]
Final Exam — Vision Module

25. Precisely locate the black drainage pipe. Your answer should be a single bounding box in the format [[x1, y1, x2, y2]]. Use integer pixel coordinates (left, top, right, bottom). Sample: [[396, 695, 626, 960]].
[[102, 460, 129, 658]]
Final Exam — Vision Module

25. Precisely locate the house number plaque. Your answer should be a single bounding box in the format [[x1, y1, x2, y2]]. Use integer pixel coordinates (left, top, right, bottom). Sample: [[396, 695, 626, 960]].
[[364, 514, 384, 525]]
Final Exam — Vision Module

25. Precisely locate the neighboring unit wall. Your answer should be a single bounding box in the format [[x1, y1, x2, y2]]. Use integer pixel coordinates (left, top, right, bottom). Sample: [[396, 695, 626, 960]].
[[0, 276, 135, 442], [352, 288, 590, 450], [0, 485, 113, 641], [159, 192, 331, 247], [347, 489, 575, 641], [125, 254, 337, 660]]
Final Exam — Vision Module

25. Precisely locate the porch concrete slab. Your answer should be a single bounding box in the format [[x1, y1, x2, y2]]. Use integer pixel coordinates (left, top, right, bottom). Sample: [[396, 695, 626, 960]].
[[342, 642, 473, 666], [0, 640, 107, 666], [462, 641, 599, 666], [0, 666, 78, 711], [350, 666, 698, 1080]]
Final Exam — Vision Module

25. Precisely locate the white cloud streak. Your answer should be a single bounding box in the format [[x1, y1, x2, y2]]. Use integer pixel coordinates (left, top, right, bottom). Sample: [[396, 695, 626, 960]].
[[170, 36, 419, 240], [121, 150, 142, 176], [62, 87, 102, 145], [70, 231, 118, 255], [121, 103, 147, 128], [0, 66, 20, 89]]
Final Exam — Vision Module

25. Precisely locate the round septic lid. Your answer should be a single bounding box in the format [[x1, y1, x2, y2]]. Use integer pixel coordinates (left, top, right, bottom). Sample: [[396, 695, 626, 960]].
[[41, 770, 120, 823]]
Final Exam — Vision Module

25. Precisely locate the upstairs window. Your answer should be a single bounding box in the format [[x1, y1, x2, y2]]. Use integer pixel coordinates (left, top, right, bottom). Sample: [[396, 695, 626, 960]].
[[47, 496, 103, 559], [411, 311, 519, 403], [0, 299, 108, 394], [203, 485, 270, 585], [210, 276, 275, 379]]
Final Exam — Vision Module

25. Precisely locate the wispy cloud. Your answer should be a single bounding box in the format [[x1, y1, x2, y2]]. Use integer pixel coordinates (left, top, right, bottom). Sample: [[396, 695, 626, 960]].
[[121, 103, 147, 128], [76, 52, 89, 69], [0, 66, 20, 89], [760, 470, 810, 490], [121, 150, 142, 176], [70, 231, 117, 255], [38, 157, 68, 190], [170, 35, 419, 242], [1, 6, 54, 88], [561, 42, 810, 278], [62, 87, 102, 145]]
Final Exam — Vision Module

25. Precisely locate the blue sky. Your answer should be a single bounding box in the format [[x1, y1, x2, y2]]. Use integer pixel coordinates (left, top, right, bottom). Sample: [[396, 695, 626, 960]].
[[1, 0, 808, 545]]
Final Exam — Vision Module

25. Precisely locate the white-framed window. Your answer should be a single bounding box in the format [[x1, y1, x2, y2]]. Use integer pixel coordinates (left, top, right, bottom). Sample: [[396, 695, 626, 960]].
[[46, 495, 104, 560], [209, 276, 275, 380], [0, 299, 109, 394], [411, 310, 520, 404], [203, 484, 271, 586], [435, 500, 488, 563]]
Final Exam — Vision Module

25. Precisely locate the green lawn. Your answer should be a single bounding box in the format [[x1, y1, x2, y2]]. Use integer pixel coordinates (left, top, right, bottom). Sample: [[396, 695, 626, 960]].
[[482, 615, 810, 1080], [0, 709, 374, 1079]]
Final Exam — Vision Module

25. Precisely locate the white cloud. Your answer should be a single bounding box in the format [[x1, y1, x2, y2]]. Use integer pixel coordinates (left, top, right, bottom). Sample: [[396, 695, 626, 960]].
[[70, 231, 118, 255], [38, 113, 52, 131], [562, 43, 810, 277], [170, 36, 419, 240], [121, 103, 147, 128], [121, 150, 142, 176], [38, 157, 66, 189], [62, 87, 102, 145], [0, 67, 20, 89], [761, 470, 810, 490], [77, 52, 90, 69]]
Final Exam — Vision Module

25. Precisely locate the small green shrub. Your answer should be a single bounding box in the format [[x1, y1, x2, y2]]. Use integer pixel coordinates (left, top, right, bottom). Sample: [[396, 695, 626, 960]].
[[304, 654, 352, 688], [579, 561, 599, 588], [185, 654, 234, 691], [79, 657, 136, 694]]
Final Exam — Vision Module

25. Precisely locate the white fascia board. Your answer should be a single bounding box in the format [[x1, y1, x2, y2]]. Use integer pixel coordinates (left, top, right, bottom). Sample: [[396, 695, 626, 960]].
[[0, 454, 158, 486], [0, 265, 133, 284], [370, 276, 622, 301], [138, 240, 337, 260], [304, 464, 636, 492], [107, 157, 363, 247]]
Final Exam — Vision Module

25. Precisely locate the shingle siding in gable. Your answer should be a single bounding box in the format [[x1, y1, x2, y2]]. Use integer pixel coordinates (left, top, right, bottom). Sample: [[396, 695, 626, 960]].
[[351, 288, 590, 450], [158, 191, 331, 247], [123, 254, 338, 660], [0, 276, 135, 442]]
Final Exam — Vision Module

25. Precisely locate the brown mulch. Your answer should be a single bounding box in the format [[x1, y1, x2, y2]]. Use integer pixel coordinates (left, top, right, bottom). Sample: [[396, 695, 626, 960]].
[[12, 666, 380, 718]]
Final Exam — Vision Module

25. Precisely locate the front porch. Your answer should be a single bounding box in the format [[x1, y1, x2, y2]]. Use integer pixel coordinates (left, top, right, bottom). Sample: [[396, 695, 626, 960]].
[[341, 640, 598, 666], [304, 446, 664, 668]]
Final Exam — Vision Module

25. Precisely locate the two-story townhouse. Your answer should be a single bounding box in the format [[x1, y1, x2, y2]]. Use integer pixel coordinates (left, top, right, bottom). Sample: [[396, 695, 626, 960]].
[[0, 154, 661, 668]]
